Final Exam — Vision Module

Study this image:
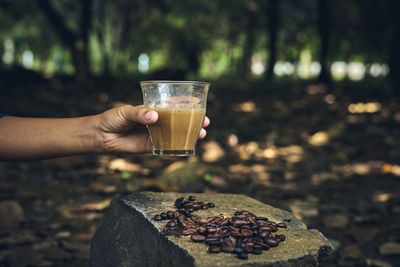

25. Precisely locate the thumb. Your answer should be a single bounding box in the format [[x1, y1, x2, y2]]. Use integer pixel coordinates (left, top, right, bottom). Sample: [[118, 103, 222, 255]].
[[119, 105, 158, 125]]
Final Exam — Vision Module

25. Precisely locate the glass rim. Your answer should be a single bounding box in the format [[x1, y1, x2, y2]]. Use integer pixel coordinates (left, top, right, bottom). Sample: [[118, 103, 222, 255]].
[[140, 80, 210, 86]]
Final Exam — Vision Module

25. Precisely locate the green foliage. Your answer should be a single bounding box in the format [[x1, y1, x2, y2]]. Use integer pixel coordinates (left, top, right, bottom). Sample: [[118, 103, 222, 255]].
[[120, 171, 133, 180], [203, 173, 212, 183], [0, 0, 394, 80]]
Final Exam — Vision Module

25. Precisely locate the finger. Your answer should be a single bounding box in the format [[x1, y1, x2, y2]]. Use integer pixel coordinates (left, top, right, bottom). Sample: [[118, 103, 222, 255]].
[[120, 105, 158, 125], [199, 128, 207, 139], [203, 116, 210, 128]]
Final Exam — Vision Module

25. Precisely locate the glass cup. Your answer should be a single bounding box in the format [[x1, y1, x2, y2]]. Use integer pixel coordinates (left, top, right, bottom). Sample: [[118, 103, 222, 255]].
[[140, 80, 210, 156]]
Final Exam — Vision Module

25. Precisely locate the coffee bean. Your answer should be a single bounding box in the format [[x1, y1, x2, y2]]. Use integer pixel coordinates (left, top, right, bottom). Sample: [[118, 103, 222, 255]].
[[182, 210, 191, 218], [198, 225, 207, 234], [207, 233, 219, 238], [182, 228, 197, 235], [175, 197, 184, 208], [208, 246, 220, 253], [255, 241, 270, 250], [252, 248, 262, 254], [207, 227, 218, 233], [198, 218, 208, 224], [177, 214, 186, 224], [236, 214, 248, 220], [191, 235, 206, 242], [207, 241, 221, 246], [191, 214, 200, 221], [257, 220, 268, 226], [244, 243, 253, 253], [221, 246, 235, 253], [205, 237, 219, 243], [259, 231, 270, 238], [205, 217, 214, 223], [210, 216, 223, 224], [237, 252, 248, 259], [253, 237, 263, 243], [260, 226, 273, 232], [229, 227, 241, 237], [181, 219, 196, 229], [154, 214, 162, 221], [177, 202, 187, 209], [207, 223, 218, 228], [248, 221, 257, 227], [220, 218, 231, 226], [167, 211, 174, 219], [231, 231, 241, 237], [241, 228, 253, 237], [192, 203, 201, 210], [183, 202, 194, 208], [224, 236, 237, 247], [277, 222, 287, 228], [219, 230, 230, 238], [234, 247, 244, 254], [275, 234, 286, 242], [265, 238, 279, 247], [233, 220, 247, 227], [253, 244, 263, 250], [166, 221, 177, 228], [158, 196, 287, 260], [248, 218, 257, 223]]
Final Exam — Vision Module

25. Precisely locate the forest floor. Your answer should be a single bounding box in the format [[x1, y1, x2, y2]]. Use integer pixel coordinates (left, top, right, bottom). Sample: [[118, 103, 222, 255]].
[[0, 77, 400, 266]]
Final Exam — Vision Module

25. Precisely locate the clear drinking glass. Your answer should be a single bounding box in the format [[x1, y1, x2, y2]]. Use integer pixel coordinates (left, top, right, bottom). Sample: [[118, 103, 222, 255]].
[[140, 80, 210, 156]]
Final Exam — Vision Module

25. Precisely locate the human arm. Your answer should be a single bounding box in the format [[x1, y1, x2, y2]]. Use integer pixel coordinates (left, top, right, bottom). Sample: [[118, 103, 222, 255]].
[[0, 105, 210, 161]]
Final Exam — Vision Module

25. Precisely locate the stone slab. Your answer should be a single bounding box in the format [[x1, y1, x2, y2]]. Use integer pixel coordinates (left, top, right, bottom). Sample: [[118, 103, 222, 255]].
[[90, 192, 333, 266]]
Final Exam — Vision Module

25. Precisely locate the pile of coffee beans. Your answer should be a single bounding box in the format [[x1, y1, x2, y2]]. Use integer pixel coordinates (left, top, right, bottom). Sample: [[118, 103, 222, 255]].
[[153, 196, 287, 260]]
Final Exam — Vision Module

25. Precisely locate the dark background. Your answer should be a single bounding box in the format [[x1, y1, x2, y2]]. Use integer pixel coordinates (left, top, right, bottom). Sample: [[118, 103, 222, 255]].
[[0, 0, 400, 266]]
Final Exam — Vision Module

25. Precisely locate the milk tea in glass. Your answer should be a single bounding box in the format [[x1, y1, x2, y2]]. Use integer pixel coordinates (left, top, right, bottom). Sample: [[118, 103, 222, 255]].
[[140, 81, 210, 156]]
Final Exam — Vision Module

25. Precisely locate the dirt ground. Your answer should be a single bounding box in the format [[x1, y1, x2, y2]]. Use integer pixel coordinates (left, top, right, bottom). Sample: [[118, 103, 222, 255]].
[[1, 79, 400, 266]]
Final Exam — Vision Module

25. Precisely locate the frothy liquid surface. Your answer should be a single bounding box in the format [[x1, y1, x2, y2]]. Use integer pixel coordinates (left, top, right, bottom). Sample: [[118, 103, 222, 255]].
[[148, 108, 205, 151]]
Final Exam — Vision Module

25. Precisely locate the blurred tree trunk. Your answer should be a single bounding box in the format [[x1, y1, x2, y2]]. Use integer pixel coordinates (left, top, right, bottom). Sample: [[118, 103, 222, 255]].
[[169, 32, 199, 77], [36, 0, 93, 82], [241, 1, 257, 79], [119, 5, 132, 52], [388, 0, 400, 92], [95, 0, 110, 77], [181, 36, 200, 75], [317, 0, 331, 84], [265, 0, 280, 81]]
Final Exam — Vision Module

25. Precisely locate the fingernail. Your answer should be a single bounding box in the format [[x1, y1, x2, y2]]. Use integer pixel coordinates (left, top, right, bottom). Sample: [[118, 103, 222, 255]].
[[144, 111, 153, 121]]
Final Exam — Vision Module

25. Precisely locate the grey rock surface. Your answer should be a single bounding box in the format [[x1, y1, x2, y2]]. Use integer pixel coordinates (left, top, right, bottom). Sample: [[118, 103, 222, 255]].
[[90, 192, 333, 267]]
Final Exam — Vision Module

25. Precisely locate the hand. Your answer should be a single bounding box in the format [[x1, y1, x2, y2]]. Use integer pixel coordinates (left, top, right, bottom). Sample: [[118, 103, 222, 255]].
[[96, 105, 210, 154]]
